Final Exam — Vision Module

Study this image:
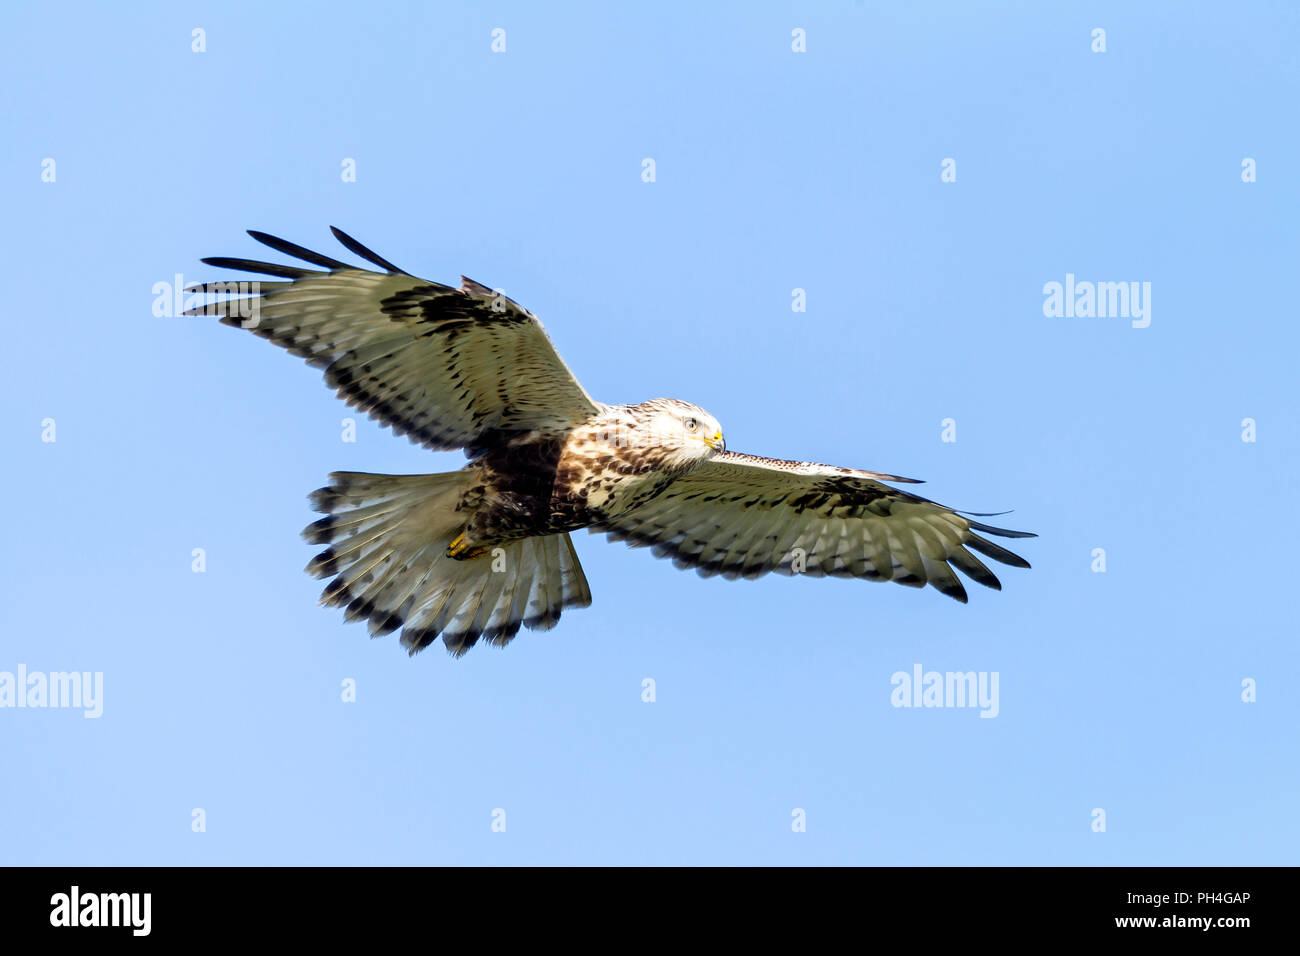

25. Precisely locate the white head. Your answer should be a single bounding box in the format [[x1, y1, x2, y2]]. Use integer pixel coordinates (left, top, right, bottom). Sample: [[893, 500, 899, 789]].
[[628, 398, 725, 467]]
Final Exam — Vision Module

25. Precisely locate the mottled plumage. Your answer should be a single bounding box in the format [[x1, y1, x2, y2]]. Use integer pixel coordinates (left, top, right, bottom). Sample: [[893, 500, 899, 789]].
[[187, 228, 1034, 656]]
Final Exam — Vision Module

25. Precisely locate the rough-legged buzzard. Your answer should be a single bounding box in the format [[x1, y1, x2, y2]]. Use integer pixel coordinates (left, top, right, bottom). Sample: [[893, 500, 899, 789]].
[[186, 228, 1033, 656]]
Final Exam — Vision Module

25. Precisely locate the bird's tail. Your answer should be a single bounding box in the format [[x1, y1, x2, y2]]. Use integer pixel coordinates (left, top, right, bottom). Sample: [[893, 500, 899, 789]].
[[301, 471, 592, 656]]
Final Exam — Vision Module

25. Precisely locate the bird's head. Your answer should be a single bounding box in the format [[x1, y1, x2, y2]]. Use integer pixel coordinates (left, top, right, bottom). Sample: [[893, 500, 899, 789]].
[[629, 398, 725, 466]]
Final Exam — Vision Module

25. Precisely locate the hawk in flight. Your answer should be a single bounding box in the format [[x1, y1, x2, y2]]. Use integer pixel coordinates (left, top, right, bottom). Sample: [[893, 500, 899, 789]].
[[187, 228, 1033, 656]]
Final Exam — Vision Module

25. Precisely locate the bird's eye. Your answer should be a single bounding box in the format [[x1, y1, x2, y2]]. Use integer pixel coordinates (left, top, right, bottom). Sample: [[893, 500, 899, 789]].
[[685, 418, 699, 432]]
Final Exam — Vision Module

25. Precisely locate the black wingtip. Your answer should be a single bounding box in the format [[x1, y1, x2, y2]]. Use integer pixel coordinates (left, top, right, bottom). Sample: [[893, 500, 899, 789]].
[[931, 581, 969, 603], [329, 225, 407, 274], [965, 532, 1032, 569], [967, 519, 1038, 540], [246, 230, 351, 270], [199, 256, 316, 279]]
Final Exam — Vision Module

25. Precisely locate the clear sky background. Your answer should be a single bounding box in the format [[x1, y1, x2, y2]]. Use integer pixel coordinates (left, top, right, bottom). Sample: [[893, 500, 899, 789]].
[[2, 2, 1296, 865]]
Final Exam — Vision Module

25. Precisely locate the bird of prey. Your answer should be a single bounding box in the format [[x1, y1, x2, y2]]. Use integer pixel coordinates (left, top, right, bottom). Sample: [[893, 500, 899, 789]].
[[186, 228, 1033, 657]]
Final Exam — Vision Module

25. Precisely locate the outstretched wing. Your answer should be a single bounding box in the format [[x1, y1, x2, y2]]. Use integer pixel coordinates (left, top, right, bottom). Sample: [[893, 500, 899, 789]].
[[595, 450, 1034, 602], [183, 228, 602, 454]]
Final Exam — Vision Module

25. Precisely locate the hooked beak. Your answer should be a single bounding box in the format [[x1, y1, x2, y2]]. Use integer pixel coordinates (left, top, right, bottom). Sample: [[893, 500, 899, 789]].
[[704, 430, 726, 452]]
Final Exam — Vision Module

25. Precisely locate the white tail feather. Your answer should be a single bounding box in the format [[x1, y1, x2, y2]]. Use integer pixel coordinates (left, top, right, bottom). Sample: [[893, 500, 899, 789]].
[[303, 471, 592, 656]]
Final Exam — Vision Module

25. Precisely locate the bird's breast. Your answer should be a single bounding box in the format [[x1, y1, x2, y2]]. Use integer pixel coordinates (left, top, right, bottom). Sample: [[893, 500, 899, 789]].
[[550, 442, 681, 524]]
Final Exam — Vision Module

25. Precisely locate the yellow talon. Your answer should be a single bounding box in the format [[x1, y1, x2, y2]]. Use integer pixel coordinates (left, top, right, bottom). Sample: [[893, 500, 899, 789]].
[[447, 533, 489, 560]]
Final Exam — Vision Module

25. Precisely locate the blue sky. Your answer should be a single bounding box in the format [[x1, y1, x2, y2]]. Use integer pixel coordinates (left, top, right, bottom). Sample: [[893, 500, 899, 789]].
[[2, 1, 1296, 865]]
